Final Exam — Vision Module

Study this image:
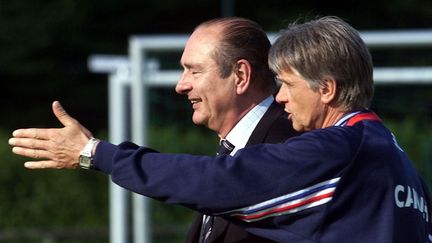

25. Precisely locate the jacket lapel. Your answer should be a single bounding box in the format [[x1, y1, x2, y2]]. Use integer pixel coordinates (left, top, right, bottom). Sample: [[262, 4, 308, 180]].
[[246, 101, 287, 146]]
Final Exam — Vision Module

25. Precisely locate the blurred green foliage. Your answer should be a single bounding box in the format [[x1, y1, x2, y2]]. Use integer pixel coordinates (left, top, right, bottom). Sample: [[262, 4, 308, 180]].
[[1, 0, 432, 242], [0, 128, 109, 242], [0, 124, 217, 242], [0, 129, 108, 227]]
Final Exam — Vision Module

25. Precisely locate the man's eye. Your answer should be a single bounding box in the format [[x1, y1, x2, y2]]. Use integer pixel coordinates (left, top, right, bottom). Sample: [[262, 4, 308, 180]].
[[276, 79, 292, 88], [275, 79, 282, 87]]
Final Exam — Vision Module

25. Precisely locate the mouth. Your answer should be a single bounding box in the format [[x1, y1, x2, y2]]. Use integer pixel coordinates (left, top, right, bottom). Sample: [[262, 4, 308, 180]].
[[285, 110, 293, 120], [190, 99, 202, 109]]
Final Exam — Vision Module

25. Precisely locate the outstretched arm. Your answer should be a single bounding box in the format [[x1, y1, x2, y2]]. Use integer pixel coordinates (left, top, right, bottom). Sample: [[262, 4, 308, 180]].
[[9, 101, 94, 169]]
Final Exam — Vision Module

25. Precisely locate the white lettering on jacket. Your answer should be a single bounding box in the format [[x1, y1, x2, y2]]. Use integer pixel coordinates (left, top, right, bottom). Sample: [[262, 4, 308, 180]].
[[395, 184, 429, 222]]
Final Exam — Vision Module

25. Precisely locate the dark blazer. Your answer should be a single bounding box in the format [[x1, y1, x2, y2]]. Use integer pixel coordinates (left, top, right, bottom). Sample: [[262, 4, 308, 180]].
[[185, 101, 300, 243]]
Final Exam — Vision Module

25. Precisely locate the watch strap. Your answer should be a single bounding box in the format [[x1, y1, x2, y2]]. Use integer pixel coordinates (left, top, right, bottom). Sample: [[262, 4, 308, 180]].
[[79, 137, 99, 169]]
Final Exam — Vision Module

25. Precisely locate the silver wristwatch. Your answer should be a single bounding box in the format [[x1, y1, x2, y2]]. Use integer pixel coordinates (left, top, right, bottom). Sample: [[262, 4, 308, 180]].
[[79, 138, 99, 169]]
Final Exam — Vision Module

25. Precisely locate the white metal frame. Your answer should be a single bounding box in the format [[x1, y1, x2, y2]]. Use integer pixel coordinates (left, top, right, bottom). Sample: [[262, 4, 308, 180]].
[[88, 30, 432, 243]]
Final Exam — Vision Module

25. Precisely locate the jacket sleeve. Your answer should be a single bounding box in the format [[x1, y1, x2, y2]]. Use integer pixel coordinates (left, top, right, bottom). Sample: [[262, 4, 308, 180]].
[[93, 128, 359, 214]]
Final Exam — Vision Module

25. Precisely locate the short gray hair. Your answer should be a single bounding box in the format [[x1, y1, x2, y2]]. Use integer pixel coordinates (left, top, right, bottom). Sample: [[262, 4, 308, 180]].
[[269, 16, 374, 110]]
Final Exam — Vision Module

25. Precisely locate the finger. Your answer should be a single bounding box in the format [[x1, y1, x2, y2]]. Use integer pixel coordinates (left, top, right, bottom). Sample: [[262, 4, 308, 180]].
[[52, 101, 78, 127], [9, 137, 50, 150], [24, 161, 74, 170], [11, 146, 52, 159], [12, 128, 51, 140]]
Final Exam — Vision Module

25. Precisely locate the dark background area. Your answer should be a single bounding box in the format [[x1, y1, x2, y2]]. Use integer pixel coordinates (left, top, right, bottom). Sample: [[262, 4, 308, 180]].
[[0, 0, 431, 242], [1, 0, 432, 132]]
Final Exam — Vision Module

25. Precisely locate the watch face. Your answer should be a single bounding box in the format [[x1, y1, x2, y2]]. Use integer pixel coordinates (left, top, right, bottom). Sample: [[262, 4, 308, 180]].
[[79, 155, 92, 169]]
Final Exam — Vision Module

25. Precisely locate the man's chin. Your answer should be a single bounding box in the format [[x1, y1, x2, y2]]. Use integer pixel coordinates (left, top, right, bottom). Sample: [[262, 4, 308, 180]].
[[292, 122, 304, 132], [192, 115, 207, 127]]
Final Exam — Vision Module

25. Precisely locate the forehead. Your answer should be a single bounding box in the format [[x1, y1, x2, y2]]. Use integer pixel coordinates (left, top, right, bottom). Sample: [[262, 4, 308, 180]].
[[277, 66, 302, 80], [180, 27, 221, 66]]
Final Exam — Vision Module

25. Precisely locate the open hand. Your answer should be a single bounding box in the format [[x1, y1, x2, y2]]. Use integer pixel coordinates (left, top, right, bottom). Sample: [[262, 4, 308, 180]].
[[9, 101, 93, 169]]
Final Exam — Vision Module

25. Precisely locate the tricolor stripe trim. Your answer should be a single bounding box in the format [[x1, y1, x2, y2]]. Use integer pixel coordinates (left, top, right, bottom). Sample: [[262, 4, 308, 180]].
[[224, 177, 340, 222], [334, 111, 362, 126]]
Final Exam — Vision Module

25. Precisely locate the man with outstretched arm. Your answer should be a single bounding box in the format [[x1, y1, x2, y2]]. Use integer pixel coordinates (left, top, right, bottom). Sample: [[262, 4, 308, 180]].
[[10, 16, 432, 242], [12, 17, 300, 243]]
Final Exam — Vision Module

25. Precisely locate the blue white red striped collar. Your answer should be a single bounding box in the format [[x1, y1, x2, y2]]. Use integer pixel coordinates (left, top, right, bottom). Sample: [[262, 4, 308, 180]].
[[334, 109, 381, 127], [334, 110, 363, 127]]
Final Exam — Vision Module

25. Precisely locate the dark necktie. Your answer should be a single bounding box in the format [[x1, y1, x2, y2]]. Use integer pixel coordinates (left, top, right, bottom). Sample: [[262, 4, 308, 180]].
[[216, 139, 235, 156], [199, 139, 235, 243]]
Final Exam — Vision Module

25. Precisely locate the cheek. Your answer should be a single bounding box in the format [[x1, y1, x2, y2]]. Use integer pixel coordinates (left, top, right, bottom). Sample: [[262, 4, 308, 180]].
[[281, 85, 291, 99], [289, 92, 313, 122], [288, 90, 302, 109], [200, 75, 220, 95], [209, 91, 228, 111]]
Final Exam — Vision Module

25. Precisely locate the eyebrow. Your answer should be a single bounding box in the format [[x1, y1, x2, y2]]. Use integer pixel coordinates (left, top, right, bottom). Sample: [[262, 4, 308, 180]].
[[180, 61, 203, 70], [276, 76, 287, 83]]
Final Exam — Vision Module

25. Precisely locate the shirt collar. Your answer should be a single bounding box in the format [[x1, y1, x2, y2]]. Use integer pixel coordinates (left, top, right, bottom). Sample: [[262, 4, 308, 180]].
[[225, 96, 274, 155]]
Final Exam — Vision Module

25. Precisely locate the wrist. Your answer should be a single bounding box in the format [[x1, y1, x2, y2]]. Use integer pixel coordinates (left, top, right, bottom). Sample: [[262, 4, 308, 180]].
[[79, 137, 100, 169]]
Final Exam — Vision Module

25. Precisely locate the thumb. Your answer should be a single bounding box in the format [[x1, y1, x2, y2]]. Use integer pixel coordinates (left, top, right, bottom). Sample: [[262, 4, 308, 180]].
[[52, 101, 77, 127]]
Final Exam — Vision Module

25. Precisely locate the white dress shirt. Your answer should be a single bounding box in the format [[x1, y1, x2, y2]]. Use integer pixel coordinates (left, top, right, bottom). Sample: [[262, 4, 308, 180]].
[[225, 96, 274, 155]]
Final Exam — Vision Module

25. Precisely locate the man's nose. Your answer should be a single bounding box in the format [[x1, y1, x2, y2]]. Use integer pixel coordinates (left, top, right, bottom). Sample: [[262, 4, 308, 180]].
[[275, 86, 286, 104], [175, 74, 192, 94]]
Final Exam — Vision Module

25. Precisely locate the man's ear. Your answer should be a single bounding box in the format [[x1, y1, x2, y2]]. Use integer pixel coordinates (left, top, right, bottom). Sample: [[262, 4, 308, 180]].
[[234, 59, 251, 95], [320, 76, 337, 104]]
